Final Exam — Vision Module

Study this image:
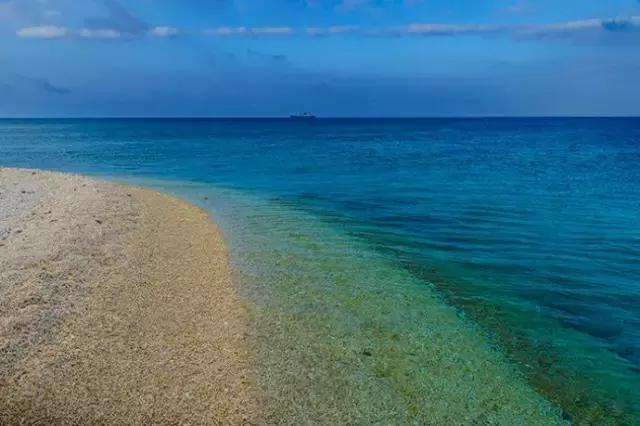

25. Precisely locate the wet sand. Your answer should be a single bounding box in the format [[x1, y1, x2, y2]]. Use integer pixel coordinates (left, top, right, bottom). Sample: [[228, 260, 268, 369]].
[[0, 168, 259, 424]]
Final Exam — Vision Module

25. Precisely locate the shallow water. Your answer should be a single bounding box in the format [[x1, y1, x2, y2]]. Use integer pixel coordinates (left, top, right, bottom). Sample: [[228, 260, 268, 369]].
[[1, 118, 639, 422], [131, 180, 563, 424]]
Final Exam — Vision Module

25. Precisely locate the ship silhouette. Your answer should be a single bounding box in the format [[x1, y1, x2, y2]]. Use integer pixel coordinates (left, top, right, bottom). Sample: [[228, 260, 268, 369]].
[[290, 112, 317, 120]]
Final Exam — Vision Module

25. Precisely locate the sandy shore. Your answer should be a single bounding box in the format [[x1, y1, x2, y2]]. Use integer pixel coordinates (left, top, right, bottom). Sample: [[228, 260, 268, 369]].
[[0, 168, 260, 424]]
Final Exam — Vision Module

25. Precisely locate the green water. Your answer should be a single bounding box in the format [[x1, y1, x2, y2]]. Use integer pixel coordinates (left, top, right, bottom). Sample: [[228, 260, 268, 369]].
[[132, 178, 565, 425]]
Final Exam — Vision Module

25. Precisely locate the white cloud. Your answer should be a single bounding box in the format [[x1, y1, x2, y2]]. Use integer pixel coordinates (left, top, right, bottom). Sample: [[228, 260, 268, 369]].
[[78, 28, 122, 39], [250, 27, 294, 35], [308, 23, 500, 37], [404, 23, 500, 36], [516, 17, 640, 38], [16, 25, 68, 39], [13, 16, 640, 43], [204, 26, 248, 36], [204, 26, 294, 36], [308, 17, 640, 39], [306, 26, 360, 35], [150, 26, 180, 38], [522, 19, 602, 36]]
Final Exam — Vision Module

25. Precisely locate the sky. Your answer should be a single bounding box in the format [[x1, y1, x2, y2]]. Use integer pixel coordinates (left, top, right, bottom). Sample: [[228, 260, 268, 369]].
[[1, 0, 639, 117]]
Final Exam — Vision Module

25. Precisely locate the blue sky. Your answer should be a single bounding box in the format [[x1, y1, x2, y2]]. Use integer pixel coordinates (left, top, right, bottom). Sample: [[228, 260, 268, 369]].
[[1, 0, 639, 116]]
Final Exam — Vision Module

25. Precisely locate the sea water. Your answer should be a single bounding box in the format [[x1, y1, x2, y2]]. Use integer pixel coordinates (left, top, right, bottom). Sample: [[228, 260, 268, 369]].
[[1, 118, 638, 423]]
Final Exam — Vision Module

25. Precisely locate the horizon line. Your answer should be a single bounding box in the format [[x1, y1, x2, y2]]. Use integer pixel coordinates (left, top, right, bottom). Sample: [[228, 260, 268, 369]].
[[1, 115, 639, 120]]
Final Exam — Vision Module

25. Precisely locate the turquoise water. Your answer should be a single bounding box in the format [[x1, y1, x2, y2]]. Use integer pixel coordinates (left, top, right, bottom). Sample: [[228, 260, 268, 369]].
[[1, 118, 639, 422]]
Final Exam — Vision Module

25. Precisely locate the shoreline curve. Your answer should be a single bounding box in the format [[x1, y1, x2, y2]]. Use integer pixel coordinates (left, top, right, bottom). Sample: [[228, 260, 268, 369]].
[[0, 168, 260, 424]]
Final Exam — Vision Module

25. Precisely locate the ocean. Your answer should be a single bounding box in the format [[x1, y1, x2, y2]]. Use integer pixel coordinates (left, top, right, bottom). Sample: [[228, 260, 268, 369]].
[[1, 118, 638, 423]]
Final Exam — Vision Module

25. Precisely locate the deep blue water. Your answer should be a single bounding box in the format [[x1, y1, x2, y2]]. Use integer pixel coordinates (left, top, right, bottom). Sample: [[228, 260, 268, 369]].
[[1, 118, 639, 421]]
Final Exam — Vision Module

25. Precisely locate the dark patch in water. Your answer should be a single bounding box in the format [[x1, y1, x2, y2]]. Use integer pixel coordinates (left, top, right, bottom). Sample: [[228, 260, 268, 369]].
[[403, 259, 638, 424]]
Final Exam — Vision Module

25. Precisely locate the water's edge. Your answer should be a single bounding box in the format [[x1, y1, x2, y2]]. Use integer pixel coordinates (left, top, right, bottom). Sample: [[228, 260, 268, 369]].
[[119, 175, 568, 424]]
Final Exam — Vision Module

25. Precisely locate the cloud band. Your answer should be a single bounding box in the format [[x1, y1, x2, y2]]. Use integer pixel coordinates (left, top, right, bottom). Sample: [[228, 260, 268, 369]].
[[16, 16, 640, 42]]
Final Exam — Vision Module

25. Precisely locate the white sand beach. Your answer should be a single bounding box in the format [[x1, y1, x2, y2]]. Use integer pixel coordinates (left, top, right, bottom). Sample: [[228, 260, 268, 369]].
[[0, 168, 260, 424]]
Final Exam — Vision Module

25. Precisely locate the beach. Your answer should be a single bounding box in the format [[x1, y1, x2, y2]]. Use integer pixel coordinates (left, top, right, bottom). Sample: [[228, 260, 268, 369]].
[[0, 167, 567, 425], [0, 152, 634, 424], [0, 168, 259, 424]]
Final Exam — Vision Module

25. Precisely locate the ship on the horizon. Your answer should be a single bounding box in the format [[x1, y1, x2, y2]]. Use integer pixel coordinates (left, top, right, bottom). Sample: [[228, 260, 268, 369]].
[[290, 112, 317, 120]]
